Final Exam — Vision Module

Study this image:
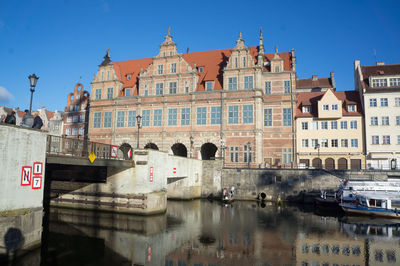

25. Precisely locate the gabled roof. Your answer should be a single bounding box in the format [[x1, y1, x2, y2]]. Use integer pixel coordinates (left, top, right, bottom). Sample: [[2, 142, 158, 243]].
[[360, 64, 400, 92], [296, 90, 363, 118], [111, 46, 293, 94], [297, 77, 333, 90]]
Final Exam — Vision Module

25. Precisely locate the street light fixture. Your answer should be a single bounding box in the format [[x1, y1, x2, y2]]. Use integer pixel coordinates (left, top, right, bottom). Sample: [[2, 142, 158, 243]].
[[28, 74, 39, 114], [220, 138, 226, 168], [136, 115, 142, 149], [315, 143, 321, 168]]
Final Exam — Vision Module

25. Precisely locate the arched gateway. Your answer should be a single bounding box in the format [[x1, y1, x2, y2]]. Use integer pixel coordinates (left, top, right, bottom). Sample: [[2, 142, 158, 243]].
[[171, 143, 187, 157], [200, 143, 218, 160]]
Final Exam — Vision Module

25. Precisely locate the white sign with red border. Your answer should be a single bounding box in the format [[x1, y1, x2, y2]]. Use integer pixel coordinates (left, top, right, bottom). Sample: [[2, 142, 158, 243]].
[[33, 162, 43, 175], [21, 166, 32, 186], [173, 167, 176, 174], [110, 146, 118, 158], [149, 166, 154, 182], [127, 148, 132, 159], [32, 176, 42, 189]]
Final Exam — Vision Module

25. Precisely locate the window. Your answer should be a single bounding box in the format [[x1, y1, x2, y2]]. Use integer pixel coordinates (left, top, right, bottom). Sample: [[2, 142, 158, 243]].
[[397, 116, 400, 125], [95, 89, 101, 100], [243, 105, 253, 123], [265, 81, 271, 94], [211, 106, 221, 124], [341, 139, 348, 147], [107, 71, 109, 80], [244, 144, 252, 163], [341, 121, 347, 129], [321, 121, 328, 129], [302, 122, 308, 130], [303, 106, 311, 113], [228, 77, 237, 90], [323, 104, 329, 111], [198, 67, 204, 73], [169, 82, 177, 94], [372, 135, 379, 144], [153, 109, 162, 126], [390, 78, 400, 86], [264, 109, 272, 126], [371, 116, 378, 125], [302, 139, 309, 147], [370, 98, 377, 107], [331, 121, 337, 129], [107, 88, 113, 99], [66, 128, 71, 135], [128, 111, 136, 127], [171, 63, 176, 73], [181, 108, 190, 125], [321, 139, 328, 147], [332, 104, 338, 110], [244, 76, 253, 89], [67, 116, 72, 123], [156, 83, 163, 95], [398, 135, 400, 144], [125, 88, 131, 97], [144, 89, 148, 96], [283, 108, 292, 126], [79, 127, 84, 136], [372, 78, 387, 87], [350, 120, 357, 129], [168, 108, 177, 126], [242, 56, 246, 67], [127, 74, 131, 80], [275, 66, 280, 72], [395, 97, 400, 106], [235, 57, 238, 68], [284, 80, 291, 94], [230, 147, 239, 162], [205, 81, 212, 91], [185, 86, 189, 93], [158, 65, 163, 74], [311, 121, 318, 130], [283, 148, 292, 164], [228, 106, 239, 124], [197, 107, 207, 125], [93, 113, 101, 128], [142, 110, 150, 126], [382, 116, 390, 125], [311, 139, 318, 148], [351, 139, 358, 147], [116, 111, 125, 127], [383, 135, 390, 145], [104, 112, 112, 128], [331, 139, 338, 147], [347, 105, 355, 112], [381, 98, 388, 107]]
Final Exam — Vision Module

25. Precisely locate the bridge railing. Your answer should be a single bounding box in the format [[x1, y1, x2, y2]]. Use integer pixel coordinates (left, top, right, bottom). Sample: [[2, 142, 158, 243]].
[[46, 135, 124, 160]]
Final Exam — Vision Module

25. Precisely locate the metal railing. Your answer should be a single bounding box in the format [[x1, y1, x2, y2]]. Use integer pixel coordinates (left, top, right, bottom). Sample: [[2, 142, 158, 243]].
[[46, 135, 125, 160]]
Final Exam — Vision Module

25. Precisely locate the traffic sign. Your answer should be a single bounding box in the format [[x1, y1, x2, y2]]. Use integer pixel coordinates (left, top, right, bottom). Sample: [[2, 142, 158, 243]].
[[21, 166, 32, 186], [173, 167, 176, 174], [33, 162, 43, 175], [32, 176, 42, 189], [149, 166, 154, 182], [88, 152, 96, 163], [110, 146, 118, 158]]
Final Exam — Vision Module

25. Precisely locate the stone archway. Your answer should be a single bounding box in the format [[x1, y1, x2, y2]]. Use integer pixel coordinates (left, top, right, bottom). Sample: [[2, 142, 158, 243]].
[[200, 143, 218, 160], [325, 158, 335, 170], [338, 158, 348, 170], [144, 142, 159, 150], [312, 158, 322, 169], [171, 143, 187, 157], [119, 143, 132, 160]]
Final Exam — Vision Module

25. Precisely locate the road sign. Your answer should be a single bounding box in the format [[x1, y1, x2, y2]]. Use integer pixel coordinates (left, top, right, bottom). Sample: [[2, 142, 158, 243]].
[[110, 146, 118, 158], [32, 176, 42, 189], [33, 162, 43, 175], [173, 167, 176, 174], [149, 166, 154, 182], [21, 166, 32, 186], [88, 152, 96, 163]]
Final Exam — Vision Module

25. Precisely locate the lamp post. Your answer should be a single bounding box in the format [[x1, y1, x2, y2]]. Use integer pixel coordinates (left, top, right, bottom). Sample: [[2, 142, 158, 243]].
[[315, 143, 321, 168], [136, 115, 142, 149], [190, 136, 194, 158], [247, 141, 251, 169], [28, 74, 39, 114], [219, 138, 226, 167]]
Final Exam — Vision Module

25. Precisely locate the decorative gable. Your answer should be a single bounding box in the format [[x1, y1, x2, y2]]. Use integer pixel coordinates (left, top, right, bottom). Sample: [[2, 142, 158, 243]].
[[317, 89, 342, 119]]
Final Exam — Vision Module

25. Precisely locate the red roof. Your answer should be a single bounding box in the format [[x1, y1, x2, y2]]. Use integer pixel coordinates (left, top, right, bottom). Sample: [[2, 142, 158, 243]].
[[296, 90, 363, 118], [112, 46, 293, 94], [360, 64, 400, 92], [297, 77, 333, 90]]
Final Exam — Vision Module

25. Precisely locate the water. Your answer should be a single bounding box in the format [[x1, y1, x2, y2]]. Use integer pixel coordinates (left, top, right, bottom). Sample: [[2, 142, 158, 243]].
[[11, 200, 400, 265]]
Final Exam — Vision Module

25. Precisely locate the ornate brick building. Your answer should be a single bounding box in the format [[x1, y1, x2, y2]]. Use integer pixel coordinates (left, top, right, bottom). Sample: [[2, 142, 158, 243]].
[[89, 30, 297, 168]]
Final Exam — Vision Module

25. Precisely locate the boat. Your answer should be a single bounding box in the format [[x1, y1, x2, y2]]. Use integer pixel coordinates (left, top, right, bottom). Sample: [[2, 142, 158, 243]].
[[340, 191, 400, 219]]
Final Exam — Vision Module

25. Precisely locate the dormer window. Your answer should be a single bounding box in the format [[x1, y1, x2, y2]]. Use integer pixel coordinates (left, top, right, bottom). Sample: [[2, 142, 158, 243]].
[[206, 81, 213, 91], [390, 78, 400, 86], [372, 78, 387, 87], [275, 66, 280, 72], [347, 105, 356, 112], [158, 65, 163, 75], [303, 106, 311, 113], [323, 104, 329, 111], [125, 88, 131, 97], [127, 74, 131, 81], [332, 104, 338, 110], [199, 67, 204, 73], [235, 58, 238, 68], [243, 57, 246, 67]]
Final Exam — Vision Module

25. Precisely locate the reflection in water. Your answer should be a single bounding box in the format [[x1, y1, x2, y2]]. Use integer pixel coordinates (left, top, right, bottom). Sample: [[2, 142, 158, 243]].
[[9, 200, 400, 265]]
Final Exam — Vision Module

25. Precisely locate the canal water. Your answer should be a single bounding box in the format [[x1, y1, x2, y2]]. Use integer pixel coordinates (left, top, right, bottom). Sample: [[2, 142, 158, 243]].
[[10, 200, 400, 265]]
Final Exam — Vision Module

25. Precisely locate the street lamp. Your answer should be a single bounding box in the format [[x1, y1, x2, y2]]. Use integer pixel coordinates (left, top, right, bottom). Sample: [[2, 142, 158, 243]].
[[190, 136, 194, 158], [136, 115, 142, 149], [220, 138, 226, 168], [28, 74, 39, 114], [315, 143, 321, 168]]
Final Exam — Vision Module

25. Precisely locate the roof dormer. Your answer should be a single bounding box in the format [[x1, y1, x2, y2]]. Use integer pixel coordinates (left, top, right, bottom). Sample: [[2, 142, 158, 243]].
[[270, 46, 284, 73], [226, 32, 254, 70], [317, 89, 342, 119]]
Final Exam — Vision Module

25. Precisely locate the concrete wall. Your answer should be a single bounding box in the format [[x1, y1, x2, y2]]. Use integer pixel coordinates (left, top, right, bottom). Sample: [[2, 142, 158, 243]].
[[201, 160, 223, 198]]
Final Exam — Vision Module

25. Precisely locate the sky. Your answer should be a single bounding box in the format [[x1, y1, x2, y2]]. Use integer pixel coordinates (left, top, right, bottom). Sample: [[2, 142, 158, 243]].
[[1, 0, 400, 112]]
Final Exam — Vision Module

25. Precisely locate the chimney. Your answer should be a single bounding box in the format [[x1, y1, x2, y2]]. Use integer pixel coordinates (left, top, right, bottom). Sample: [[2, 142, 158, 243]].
[[376, 62, 385, 66], [187, 47, 189, 53], [312, 75, 318, 81], [330, 72, 336, 90]]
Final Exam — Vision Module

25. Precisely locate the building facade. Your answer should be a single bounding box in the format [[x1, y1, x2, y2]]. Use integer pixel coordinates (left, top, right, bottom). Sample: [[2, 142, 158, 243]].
[[88, 30, 297, 168], [296, 89, 364, 169], [354, 61, 400, 170]]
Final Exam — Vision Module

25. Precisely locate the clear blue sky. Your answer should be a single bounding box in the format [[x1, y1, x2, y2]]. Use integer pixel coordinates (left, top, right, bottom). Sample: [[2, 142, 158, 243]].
[[1, 0, 400, 112]]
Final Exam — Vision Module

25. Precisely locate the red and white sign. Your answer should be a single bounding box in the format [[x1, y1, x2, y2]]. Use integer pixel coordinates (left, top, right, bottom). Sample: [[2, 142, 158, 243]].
[[149, 166, 154, 182], [32, 176, 42, 189], [147, 246, 152, 262], [127, 148, 132, 159], [33, 162, 43, 175], [21, 166, 32, 186], [173, 167, 176, 174], [110, 146, 118, 158]]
